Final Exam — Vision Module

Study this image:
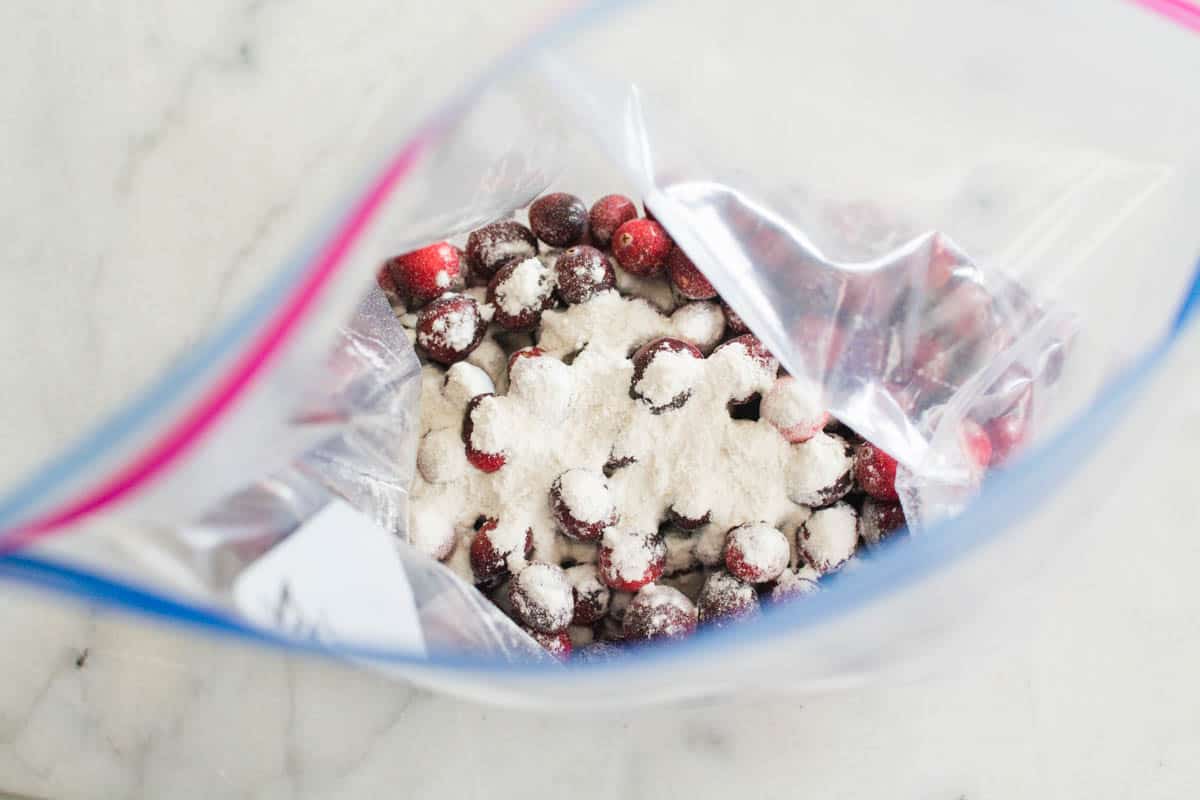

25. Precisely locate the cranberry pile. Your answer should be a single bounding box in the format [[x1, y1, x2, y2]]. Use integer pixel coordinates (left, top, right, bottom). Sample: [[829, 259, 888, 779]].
[[380, 191, 1014, 663]]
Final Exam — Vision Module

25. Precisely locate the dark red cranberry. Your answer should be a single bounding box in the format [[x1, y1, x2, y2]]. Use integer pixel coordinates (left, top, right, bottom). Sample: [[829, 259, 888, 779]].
[[629, 337, 704, 414], [667, 505, 710, 530], [713, 334, 779, 404], [588, 194, 638, 248], [469, 519, 533, 583], [854, 441, 900, 502], [697, 570, 759, 627], [529, 192, 589, 247], [666, 247, 717, 300], [724, 523, 790, 583], [465, 220, 539, 279], [549, 469, 618, 542], [524, 626, 572, 661], [462, 394, 507, 473], [565, 564, 611, 626], [415, 294, 486, 365], [554, 245, 615, 304], [623, 585, 697, 642], [486, 257, 556, 331], [376, 263, 398, 296], [721, 301, 750, 335], [509, 563, 575, 634], [598, 529, 667, 591], [384, 241, 462, 304], [612, 219, 672, 276], [858, 497, 907, 547]]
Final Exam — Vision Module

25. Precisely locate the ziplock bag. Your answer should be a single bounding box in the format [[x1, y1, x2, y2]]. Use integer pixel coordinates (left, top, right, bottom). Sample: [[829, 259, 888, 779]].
[[1, 0, 1198, 707]]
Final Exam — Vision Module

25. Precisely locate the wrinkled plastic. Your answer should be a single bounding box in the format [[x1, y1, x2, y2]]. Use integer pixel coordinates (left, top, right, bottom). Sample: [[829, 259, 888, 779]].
[[3, 0, 1200, 707]]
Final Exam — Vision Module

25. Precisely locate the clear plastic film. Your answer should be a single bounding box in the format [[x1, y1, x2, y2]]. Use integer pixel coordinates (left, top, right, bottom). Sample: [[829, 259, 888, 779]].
[[3, 0, 1200, 707]]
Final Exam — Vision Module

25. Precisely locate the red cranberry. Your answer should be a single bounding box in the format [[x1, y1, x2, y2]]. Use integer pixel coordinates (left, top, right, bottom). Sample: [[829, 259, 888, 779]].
[[761, 376, 830, 443], [598, 529, 667, 591], [666, 247, 717, 300], [588, 194, 638, 248], [787, 431, 856, 507], [524, 626, 572, 661], [565, 564, 611, 625], [549, 469, 618, 542], [415, 294, 486, 364], [854, 441, 900, 502], [928, 234, 960, 291], [697, 570, 759, 627], [376, 263, 398, 296], [529, 192, 589, 247], [554, 245, 615, 304], [462, 394, 507, 472], [986, 408, 1029, 466], [629, 337, 704, 414], [961, 417, 993, 470], [724, 523, 790, 583], [623, 584, 697, 642], [509, 563, 575, 633], [721, 301, 750, 335], [384, 242, 462, 304], [469, 519, 533, 583], [667, 505, 710, 530], [859, 497, 907, 547], [486, 257, 556, 331], [798, 503, 859, 574], [713, 334, 779, 404], [612, 219, 672, 276], [465, 220, 539, 279], [769, 569, 820, 604]]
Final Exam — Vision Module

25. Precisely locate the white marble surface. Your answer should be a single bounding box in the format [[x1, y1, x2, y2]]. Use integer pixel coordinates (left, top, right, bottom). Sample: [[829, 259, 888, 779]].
[[3, 0, 1200, 797]]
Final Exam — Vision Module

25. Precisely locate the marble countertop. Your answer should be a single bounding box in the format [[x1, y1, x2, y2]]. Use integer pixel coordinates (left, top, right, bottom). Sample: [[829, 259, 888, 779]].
[[3, 1, 1200, 797]]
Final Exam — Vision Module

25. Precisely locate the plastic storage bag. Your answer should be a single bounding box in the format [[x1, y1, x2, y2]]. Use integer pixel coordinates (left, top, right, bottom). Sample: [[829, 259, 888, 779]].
[[1, 0, 1199, 706]]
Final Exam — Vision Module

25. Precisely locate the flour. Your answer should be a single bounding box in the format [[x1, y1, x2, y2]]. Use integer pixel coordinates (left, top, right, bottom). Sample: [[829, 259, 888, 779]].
[[410, 289, 821, 576], [669, 301, 725, 353], [761, 375, 828, 441]]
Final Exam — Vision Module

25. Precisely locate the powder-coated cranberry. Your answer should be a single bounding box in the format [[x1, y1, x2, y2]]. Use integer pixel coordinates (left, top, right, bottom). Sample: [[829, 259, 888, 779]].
[[588, 194, 638, 248], [529, 192, 589, 247]]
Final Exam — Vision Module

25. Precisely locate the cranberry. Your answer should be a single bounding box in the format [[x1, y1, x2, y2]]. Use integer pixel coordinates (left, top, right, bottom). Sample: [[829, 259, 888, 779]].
[[612, 219, 672, 276], [465, 220, 539, 279], [667, 504, 710, 530], [486, 257, 556, 331], [697, 570, 759, 627], [761, 376, 830, 443], [769, 569, 820, 604], [859, 497, 907, 547], [417, 428, 468, 484], [565, 563, 611, 625], [961, 417, 993, 470], [376, 263, 398, 296], [854, 441, 900, 502], [928, 234, 960, 291], [509, 562, 575, 634], [724, 522, 790, 583], [462, 394, 507, 472], [441, 361, 496, 408], [721, 301, 750, 335], [666, 247, 717, 300], [415, 294, 486, 364], [469, 519, 533, 583], [670, 301, 726, 354], [384, 242, 462, 304], [798, 503, 859, 574], [629, 337, 704, 414], [598, 529, 667, 591], [623, 584, 697, 642], [787, 432, 855, 507], [549, 469, 618, 542], [712, 334, 779, 404], [524, 626, 572, 661], [588, 194, 638, 248], [554, 245, 616, 304], [408, 508, 457, 561], [528, 192, 589, 247], [986, 408, 1029, 466]]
